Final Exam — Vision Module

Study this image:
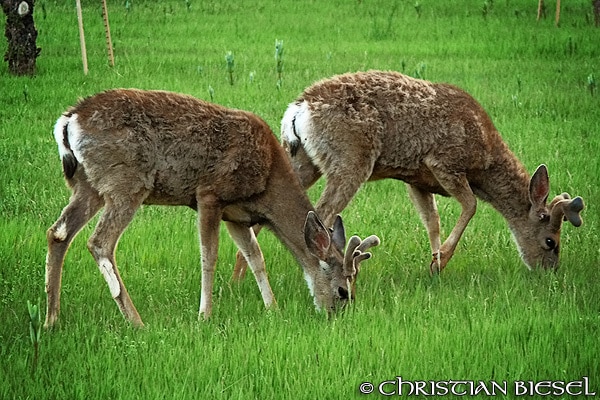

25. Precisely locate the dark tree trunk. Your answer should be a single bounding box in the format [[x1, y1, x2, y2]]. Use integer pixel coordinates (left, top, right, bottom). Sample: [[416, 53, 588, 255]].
[[2, 0, 40, 76]]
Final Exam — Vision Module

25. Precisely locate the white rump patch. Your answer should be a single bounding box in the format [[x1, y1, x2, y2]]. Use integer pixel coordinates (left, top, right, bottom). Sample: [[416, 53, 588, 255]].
[[281, 101, 325, 169], [281, 101, 314, 149], [281, 102, 301, 144], [53, 115, 71, 160], [294, 102, 323, 163], [99, 258, 121, 298], [53, 113, 85, 164], [66, 114, 85, 163]]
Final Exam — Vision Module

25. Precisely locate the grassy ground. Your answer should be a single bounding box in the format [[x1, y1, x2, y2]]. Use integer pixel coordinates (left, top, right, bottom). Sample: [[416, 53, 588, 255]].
[[1, 0, 598, 398]]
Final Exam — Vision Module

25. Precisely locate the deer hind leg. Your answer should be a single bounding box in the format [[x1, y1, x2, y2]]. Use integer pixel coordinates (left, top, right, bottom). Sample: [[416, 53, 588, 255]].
[[406, 184, 442, 274], [87, 193, 147, 327], [226, 222, 276, 309], [287, 144, 322, 189], [231, 224, 262, 282], [429, 169, 477, 273], [45, 184, 104, 328]]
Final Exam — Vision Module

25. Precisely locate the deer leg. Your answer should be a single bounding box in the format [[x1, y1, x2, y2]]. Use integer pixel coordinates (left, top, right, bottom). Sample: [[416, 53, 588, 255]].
[[87, 194, 146, 327], [315, 167, 370, 228], [287, 144, 322, 189], [231, 224, 262, 281], [430, 171, 477, 272], [197, 195, 223, 320], [406, 184, 442, 273], [226, 222, 277, 309], [45, 185, 104, 329]]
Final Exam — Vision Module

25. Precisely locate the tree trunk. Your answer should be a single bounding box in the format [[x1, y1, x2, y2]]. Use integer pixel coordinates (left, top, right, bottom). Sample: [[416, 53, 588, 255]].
[[2, 0, 40, 76]]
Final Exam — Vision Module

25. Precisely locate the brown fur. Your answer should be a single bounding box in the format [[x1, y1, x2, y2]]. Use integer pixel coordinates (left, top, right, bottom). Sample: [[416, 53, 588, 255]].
[[276, 71, 583, 272], [44, 89, 378, 328]]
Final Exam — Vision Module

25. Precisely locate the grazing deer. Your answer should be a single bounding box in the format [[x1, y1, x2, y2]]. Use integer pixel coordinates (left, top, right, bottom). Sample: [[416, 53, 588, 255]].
[[44, 89, 379, 328], [234, 70, 583, 278]]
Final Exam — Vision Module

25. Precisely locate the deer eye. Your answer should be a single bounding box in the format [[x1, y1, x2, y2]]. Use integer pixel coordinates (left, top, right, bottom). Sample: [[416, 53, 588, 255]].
[[545, 238, 556, 250], [338, 287, 349, 300]]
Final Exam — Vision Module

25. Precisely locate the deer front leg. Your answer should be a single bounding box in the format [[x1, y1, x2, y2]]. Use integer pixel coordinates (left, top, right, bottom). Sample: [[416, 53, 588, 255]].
[[197, 195, 223, 320], [87, 194, 145, 327], [432, 171, 477, 273], [226, 222, 277, 309], [45, 187, 104, 328], [406, 184, 442, 274], [315, 167, 370, 228]]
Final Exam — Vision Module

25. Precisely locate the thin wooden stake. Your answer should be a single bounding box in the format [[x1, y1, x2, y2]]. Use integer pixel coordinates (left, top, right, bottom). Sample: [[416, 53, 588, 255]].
[[75, 0, 88, 74], [102, 0, 115, 67]]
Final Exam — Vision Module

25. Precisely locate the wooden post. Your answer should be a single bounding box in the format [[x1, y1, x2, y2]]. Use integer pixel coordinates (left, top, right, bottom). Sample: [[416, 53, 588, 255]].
[[101, 0, 114, 67], [555, 0, 561, 26], [75, 0, 88, 75]]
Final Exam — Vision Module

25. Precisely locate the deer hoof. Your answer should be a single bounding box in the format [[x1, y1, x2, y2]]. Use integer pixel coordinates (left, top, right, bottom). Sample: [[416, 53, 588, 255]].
[[429, 252, 442, 276]]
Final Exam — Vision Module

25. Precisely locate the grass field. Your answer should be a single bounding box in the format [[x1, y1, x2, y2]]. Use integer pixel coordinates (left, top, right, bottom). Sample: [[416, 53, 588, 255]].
[[1, 0, 599, 398]]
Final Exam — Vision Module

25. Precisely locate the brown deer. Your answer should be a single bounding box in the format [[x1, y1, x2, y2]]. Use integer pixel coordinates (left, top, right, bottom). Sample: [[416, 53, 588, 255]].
[[233, 70, 583, 278], [44, 89, 379, 328]]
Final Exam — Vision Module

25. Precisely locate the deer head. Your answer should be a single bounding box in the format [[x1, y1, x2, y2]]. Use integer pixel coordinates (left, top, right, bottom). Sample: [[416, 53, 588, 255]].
[[514, 165, 585, 270], [304, 212, 380, 312]]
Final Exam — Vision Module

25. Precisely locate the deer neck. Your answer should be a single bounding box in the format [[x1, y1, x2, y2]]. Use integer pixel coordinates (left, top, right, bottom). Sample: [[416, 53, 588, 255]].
[[257, 155, 328, 303], [474, 142, 532, 226], [267, 197, 316, 265], [259, 150, 320, 269]]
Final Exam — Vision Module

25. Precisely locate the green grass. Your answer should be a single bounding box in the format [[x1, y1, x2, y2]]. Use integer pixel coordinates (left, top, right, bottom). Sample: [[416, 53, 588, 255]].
[[1, 0, 599, 398]]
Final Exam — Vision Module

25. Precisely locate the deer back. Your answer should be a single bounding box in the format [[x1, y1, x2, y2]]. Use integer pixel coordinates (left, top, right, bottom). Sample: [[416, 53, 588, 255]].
[[61, 89, 279, 206], [290, 71, 507, 190]]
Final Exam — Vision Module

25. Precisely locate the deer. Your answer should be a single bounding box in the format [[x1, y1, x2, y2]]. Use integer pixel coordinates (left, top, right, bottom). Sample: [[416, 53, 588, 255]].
[[44, 89, 380, 328], [232, 70, 584, 280]]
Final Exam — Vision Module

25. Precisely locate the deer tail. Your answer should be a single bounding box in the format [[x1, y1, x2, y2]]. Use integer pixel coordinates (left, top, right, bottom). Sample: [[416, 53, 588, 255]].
[[53, 114, 79, 179]]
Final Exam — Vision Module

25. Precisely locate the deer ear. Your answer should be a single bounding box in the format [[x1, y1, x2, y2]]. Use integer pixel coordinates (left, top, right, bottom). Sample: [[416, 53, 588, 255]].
[[529, 164, 550, 208], [331, 215, 346, 252], [304, 211, 331, 260]]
